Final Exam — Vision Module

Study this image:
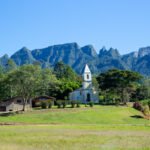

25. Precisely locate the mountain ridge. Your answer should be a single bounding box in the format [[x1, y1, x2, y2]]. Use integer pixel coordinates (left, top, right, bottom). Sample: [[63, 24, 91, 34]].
[[1, 42, 150, 75]]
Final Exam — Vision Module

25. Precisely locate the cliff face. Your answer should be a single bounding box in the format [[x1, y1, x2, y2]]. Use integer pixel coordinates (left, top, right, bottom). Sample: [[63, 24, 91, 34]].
[[1, 42, 150, 75]]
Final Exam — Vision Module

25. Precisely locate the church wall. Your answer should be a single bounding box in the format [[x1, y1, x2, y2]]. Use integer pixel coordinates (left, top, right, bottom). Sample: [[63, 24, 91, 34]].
[[82, 89, 93, 103], [69, 90, 82, 101]]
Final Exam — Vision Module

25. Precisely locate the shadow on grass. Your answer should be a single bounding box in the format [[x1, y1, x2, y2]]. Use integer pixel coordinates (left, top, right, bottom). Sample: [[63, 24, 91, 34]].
[[99, 103, 125, 106], [130, 115, 144, 119], [0, 111, 23, 117]]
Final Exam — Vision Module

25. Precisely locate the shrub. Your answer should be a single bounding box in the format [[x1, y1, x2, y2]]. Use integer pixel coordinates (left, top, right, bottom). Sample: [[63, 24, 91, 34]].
[[148, 101, 150, 109], [89, 101, 94, 107], [56, 100, 62, 108], [143, 105, 150, 116], [62, 100, 67, 108], [76, 101, 81, 108], [41, 101, 48, 109], [140, 100, 150, 106], [47, 101, 53, 109], [133, 102, 144, 112], [33, 101, 41, 107], [71, 100, 76, 108], [99, 95, 104, 104]]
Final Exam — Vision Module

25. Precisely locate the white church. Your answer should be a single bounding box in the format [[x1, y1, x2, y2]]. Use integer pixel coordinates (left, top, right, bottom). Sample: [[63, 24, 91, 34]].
[[69, 64, 99, 104]]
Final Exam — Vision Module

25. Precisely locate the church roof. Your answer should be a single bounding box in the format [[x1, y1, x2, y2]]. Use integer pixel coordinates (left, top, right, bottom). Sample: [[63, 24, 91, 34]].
[[83, 64, 91, 73]]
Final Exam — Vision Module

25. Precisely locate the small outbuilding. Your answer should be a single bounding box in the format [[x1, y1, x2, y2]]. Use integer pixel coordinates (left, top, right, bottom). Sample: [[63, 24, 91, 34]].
[[0, 97, 32, 111], [32, 95, 56, 107]]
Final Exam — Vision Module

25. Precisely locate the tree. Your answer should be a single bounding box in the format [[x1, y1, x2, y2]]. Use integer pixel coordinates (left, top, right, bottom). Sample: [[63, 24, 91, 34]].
[[7, 64, 42, 111], [53, 61, 79, 81], [0, 64, 61, 110], [97, 69, 143, 104], [0, 65, 4, 78], [0, 69, 18, 102], [59, 79, 80, 99], [39, 68, 59, 96], [142, 77, 150, 98], [53, 61, 82, 99], [5, 59, 16, 72], [133, 85, 149, 101]]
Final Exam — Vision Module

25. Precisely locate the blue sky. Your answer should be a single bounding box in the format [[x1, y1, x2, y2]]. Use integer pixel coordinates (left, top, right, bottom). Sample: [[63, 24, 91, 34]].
[[0, 0, 150, 57]]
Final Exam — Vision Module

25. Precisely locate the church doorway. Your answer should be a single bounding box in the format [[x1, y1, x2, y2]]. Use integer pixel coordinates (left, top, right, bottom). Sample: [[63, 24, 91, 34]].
[[87, 93, 91, 102]]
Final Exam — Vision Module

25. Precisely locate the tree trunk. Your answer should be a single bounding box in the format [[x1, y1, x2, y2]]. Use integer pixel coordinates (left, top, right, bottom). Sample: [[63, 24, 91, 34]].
[[122, 88, 128, 105], [122, 88, 127, 105], [22, 98, 26, 111]]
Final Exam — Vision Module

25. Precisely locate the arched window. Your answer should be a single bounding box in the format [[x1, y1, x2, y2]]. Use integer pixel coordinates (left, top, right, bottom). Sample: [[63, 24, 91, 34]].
[[87, 74, 89, 79]]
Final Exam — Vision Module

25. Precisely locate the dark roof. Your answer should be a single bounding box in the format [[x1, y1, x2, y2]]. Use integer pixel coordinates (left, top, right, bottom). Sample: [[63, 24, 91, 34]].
[[2, 96, 22, 102], [2, 96, 31, 102], [0, 96, 32, 106], [0, 96, 22, 106]]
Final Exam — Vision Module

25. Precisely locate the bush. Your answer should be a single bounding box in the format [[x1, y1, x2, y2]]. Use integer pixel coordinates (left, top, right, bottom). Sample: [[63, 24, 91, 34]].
[[148, 101, 150, 109], [89, 101, 94, 107], [133, 102, 144, 112], [32, 101, 41, 107], [41, 101, 48, 109], [71, 100, 76, 108], [140, 99, 150, 106], [47, 101, 53, 109], [56, 100, 62, 108], [143, 105, 150, 116], [76, 101, 81, 108], [99, 95, 104, 104], [62, 100, 67, 108]]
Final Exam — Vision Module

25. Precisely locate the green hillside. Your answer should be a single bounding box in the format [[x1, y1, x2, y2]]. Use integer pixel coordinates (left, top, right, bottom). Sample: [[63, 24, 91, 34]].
[[0, 105, 149, 124]]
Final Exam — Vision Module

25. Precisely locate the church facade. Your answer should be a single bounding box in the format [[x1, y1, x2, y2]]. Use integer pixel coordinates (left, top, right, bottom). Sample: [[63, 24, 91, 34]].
[[69, 64, 99, 104]]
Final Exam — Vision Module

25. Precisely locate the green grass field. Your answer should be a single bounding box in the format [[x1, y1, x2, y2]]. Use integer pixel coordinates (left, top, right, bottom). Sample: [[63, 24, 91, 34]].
[[0, 105, 149, 124], [0, 125, 150, 150], [0, 105, 150, 150]]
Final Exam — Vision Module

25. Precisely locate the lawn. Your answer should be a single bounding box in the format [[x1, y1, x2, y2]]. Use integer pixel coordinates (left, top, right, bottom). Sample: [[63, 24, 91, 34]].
[[0, 105, 149, 124], [0, 105, 150, 150], [0, 125, 150, 150]]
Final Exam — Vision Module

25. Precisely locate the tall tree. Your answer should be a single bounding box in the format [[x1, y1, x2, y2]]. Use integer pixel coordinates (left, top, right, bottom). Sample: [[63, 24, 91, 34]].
[[6, 64, 41, 111], [39, 68, 59, 96], [97, 69, 143, 104], [53, 61, 79, 81], [53, 61, 82, 99]]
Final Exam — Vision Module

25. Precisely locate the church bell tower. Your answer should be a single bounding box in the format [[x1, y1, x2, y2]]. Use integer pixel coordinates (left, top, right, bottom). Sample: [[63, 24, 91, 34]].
[[82, 64, 92, 89]]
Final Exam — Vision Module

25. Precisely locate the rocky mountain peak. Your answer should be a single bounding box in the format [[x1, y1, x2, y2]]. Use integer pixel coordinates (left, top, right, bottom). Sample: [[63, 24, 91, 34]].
[[98, 46, 107, 57], [138, 46, 150, 57], [0, 54, 9, 66], [81, 45, 98, 57], [108, 48, 120, 58], [99, 47, 120, 59], [11, 47, 35, 65], [1, 54, 9, 59]]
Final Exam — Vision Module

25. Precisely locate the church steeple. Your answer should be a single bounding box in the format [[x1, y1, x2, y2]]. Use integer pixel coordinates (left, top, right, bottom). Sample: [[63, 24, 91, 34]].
[[83, 64, 91, 81], [84, 64, 91, 73]]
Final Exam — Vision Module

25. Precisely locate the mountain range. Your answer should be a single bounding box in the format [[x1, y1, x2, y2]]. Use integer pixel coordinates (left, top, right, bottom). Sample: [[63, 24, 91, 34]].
[[0, 42, 150, 75]]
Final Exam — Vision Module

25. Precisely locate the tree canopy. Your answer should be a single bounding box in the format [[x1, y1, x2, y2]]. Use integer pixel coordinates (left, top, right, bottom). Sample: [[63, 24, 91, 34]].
[[97, 69, 143, 104]]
